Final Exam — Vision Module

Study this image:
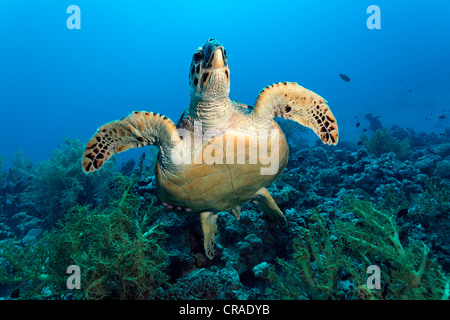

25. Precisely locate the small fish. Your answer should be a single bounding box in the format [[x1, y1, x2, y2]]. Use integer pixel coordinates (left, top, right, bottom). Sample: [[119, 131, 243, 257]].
[[339, 73, 350, 82], [356, 122, 361, 128], [439, 115, 446, 119], [408, 89, 412, 92], [357, 141, 362, 145], [363, 128, 367, 132]]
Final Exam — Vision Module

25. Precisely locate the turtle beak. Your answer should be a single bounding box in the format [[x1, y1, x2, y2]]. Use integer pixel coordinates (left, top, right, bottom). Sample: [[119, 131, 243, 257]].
[[202, 39, 227, 69], [207, 47, 226, 69]]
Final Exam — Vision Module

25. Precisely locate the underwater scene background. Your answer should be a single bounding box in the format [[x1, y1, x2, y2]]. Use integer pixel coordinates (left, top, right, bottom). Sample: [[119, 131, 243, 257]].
[[0, 0, 449, 300]]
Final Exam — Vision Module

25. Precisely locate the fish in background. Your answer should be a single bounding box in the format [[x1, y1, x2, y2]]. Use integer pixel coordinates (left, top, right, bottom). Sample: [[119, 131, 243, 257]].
[[339, 73, 350, 82]]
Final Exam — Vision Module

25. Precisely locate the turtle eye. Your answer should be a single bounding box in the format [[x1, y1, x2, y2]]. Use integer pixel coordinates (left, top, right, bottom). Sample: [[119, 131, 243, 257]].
[[193, 50, 203, 63]]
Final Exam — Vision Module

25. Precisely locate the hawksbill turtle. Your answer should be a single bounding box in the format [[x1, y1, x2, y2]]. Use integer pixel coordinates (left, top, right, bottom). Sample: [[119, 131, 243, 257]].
[[82, 38, 339, 259]]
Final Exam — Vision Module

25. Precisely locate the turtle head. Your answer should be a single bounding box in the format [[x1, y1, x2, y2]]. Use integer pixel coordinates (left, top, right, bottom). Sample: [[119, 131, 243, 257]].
[[189, 38, 230, 101]]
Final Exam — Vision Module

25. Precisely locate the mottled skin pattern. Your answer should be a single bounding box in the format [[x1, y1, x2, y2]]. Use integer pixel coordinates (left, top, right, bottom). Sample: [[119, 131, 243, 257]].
[[81, 39, 339, 258]]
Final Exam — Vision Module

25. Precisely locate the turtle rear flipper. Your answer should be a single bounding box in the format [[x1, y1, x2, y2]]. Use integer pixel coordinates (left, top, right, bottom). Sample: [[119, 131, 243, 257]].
[[82, 111, 180, 173], [200, 211, 218, 259], [251, 82, 339, 145], [252, 187, 287, 227]]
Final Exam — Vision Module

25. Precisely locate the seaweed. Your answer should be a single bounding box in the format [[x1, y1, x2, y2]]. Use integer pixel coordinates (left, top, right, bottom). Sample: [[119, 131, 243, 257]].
[[360, 128, 411, 160], [379, 183, 410, 215], [14, 137, 116, 225], [0, 173, 169, 300], [267, 211, 351, 300], [267, 195, 449, 300], [337, 195, 448, 299], [135, 147, 159, 180]]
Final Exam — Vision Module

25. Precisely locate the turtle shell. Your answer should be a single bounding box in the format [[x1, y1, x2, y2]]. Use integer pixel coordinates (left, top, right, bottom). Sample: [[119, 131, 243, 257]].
[[155, 121, 288, 213]]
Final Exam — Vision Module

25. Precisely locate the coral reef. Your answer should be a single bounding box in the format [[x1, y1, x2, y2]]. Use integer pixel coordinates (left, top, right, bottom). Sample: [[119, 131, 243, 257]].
[[0, 173, 169, 299], [337, 195, 448, 299], [267, 211, 349, 300], [266, 196, 448, 300], [0, 123, 448, 300], [2, 138, 115, 231], [360, 128, 411, 160]]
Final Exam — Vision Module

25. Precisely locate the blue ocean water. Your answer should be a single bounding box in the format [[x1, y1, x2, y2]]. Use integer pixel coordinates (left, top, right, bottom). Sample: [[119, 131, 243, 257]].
[[1, 0, 449, 165]]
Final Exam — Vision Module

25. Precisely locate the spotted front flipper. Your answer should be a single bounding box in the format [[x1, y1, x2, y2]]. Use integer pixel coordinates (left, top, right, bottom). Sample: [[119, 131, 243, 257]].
[[252, 187, 287, 227], [251, 82, 339, 145], [200, 212, 218, 259], [82, 111, 180, 173]]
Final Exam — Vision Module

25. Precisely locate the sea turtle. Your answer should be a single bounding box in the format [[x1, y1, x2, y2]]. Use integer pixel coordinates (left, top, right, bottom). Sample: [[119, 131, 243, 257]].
[[82, 38, 339, 259]]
